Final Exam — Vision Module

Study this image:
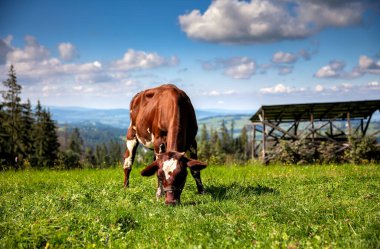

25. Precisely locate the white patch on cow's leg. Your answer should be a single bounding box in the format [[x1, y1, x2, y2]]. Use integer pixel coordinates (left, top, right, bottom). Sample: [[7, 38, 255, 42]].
[[156, 178, 164, 199], [123, 138, 137, 169], [162, 158, 178, 180]]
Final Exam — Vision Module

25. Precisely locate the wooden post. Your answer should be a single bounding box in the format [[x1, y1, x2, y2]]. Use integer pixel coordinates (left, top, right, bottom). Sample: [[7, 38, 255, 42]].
[[261, 110, 266, 162], [252, 124, 256, 159], [310, 112, 315, 141], [347, 111, 351, 137]]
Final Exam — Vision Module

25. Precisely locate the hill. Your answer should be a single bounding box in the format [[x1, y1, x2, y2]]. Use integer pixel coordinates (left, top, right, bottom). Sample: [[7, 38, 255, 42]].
[[51, 107, 253, 148], [49, 106, 249, 129]]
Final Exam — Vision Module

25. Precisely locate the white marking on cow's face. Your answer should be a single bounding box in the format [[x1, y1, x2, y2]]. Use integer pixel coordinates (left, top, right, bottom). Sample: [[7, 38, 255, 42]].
[[123, 138, 137, 169], [162, 158, 178, 180]]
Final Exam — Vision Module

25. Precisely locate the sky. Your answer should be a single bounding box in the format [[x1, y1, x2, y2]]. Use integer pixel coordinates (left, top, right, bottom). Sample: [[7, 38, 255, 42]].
[[1, 0, 380, 111]]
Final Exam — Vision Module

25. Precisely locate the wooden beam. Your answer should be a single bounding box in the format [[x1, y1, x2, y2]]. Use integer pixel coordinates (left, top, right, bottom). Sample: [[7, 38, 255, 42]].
[[347, 111, 352, 137], [310, 112, 315, 141], [363, 113, 373, 137], [261, 120, 299, 140], [261, 110, 266, 162], [252, 124, 256, 159]]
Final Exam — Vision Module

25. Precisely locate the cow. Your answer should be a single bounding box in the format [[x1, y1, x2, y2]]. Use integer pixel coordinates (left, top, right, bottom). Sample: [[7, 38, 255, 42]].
[[123, 84, 207, 205]]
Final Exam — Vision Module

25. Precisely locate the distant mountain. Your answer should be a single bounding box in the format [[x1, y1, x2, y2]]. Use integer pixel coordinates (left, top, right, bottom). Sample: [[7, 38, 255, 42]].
[[51, 107, 254, 148], [49, 106, 130, 128], [49, 106, 253, 128], [198, 114, 252, 137]]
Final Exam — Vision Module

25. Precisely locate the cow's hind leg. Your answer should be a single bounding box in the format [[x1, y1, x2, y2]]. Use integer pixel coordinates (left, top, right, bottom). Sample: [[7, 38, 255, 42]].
[[189, 142, 205, 194], [123, 128, 139, 188]]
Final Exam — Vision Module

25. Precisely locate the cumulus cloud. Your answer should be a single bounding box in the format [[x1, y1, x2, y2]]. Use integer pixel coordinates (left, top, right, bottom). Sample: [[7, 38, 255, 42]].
[[0, 35, 13, 64], [0, 35, 181, 107], [202, 57, 256, 79], [260, 83, 306, 94], [278, 66, 294, 75], [315, 55, 380, 79], [259, 81, 380, 98], [58, 42, 79, 61], [314, 60, 346, 78], [112, 49, 179, 71], [203, 89, 237, 96], [272, 51, 298, 64], [7, 35, 50, 63], [179, 0, 367, 44], [358, 55, 380, 74]]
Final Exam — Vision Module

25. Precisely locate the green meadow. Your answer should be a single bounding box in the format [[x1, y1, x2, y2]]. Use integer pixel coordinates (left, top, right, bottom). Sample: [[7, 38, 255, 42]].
[[0, 164, 379, 248]]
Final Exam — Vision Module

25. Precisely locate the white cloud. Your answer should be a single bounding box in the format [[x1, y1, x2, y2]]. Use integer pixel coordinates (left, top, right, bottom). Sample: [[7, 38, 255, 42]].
[[259, 81, 380, 99], [260, 83, 306, 94], [58, 42, 79, 61], [272, 51, 297, 64], [0, 35, 14, 64], [224, 57, 256, 79], [315, 84, 324, 92], [358, 55, 380, 74], [314, 60, 346, 78], [315, 55, 380, 79], [365, 81, 380, 89], [278, 66, 293, 75], [112, 49, 179, 71], [203, 89, 237, 96], [0, 35, 182, 107], [7, 35, 50, 63], [202, 56, 256, 79], [179, 0, 366, 44]]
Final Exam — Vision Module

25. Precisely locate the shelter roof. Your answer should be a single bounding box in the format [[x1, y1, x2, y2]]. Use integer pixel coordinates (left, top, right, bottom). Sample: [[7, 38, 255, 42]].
[[250, 100, 380, 122]]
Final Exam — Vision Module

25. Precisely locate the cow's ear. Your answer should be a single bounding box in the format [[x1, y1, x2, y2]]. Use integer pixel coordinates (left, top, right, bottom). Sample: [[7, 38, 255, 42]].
[[141, 161, 159, 176], [187, 159, 207, 171]]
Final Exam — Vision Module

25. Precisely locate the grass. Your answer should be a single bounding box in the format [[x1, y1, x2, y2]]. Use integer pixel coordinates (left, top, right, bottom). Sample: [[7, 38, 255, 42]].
[[0, 163, 379, 248]]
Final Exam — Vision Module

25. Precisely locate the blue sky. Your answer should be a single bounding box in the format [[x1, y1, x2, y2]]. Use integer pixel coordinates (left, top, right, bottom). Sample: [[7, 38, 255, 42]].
[[1, 0, 380, 111]]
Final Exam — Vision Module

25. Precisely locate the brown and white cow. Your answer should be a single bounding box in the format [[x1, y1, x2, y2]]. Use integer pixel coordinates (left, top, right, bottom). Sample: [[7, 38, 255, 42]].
[[123, 84, 207, 205]]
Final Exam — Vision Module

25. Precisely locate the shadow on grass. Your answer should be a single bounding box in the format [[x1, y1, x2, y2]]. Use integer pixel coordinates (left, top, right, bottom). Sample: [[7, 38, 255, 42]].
[[206, 182, 278, 201]]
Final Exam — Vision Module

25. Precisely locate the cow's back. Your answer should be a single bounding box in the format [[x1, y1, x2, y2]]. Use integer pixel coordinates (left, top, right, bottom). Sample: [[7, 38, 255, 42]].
[[130, 84, 197, 152]]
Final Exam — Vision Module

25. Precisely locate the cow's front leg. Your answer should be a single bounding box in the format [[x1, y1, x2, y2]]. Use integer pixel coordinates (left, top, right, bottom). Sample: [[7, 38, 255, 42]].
[[156, 177, 164, 199], [154, 146, 165, 199], [189, 142, 205, 194], [190, 170, 204, 194], [123, 128, 139, 188]]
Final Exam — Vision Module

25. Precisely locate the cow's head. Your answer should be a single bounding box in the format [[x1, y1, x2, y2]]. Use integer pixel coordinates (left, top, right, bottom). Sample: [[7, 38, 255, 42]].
[[140, 151, 207, 205]]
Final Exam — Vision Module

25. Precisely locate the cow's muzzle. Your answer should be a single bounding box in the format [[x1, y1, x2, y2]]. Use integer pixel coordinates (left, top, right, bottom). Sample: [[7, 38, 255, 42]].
[[163, 187, 182, 205]]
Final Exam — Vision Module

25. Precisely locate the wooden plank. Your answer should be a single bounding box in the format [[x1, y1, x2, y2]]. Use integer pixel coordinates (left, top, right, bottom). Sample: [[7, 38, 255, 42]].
[[262, 120, 299, 140]]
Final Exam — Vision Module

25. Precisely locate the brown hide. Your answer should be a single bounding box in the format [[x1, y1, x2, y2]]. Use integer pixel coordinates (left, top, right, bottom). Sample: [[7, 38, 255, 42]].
[[129, 84, 198, 153]]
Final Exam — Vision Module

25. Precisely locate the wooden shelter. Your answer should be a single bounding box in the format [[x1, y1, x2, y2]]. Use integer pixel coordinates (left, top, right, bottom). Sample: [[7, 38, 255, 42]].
[[249, 100, 380, 162]]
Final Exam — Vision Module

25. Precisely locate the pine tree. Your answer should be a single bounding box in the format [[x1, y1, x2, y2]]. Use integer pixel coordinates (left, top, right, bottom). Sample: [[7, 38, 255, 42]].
[[210, 128, 225, 163], [0, 104, 11, 169], [198, 124, 211, 161], [20, 99, 35, 163], [84, 146, 96, 168], [32, 102, 60, 167], [41, 109, 60, 167], [240, 126, 248, 160], [69, 128, 84, 155], [1, 65, 23, 168], [220, 120, 231, 154], [108, 139, 122, 166]]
